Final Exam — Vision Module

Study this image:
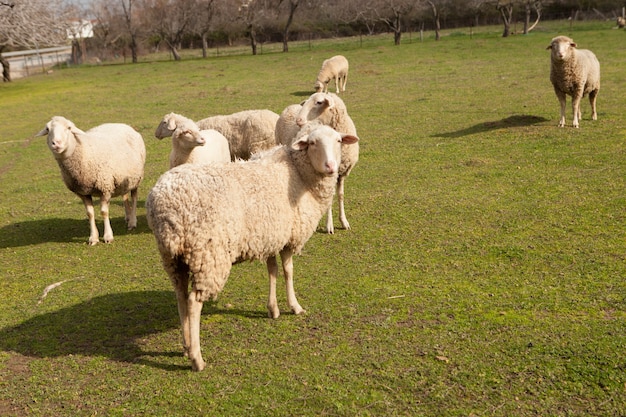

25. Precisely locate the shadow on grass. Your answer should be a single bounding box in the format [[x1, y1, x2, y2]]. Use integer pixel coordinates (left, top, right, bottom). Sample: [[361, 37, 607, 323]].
[[0, 214, 152, 248], [0, 290, 268, 371], [433, 114, 550, 138]]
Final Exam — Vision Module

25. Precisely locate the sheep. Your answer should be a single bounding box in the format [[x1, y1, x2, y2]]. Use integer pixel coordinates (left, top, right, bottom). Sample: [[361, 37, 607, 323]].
[[156, 110, 279, 161], [146, 124, 359, 371], [314, 55, 349, 95], [35, 116, 146, 245], [274, 103, 302, 147], [617, 17, 625, 29], [154, 113, 230, 168], [277, 92, 359, 234], [547, 36, 600, 128]]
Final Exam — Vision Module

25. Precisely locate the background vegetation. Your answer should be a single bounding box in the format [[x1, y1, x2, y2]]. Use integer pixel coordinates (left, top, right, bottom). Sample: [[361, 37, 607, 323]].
[[0, 20, 625, 416]]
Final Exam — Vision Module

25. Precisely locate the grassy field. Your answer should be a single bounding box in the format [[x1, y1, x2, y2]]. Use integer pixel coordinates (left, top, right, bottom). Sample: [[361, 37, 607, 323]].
[[1, 21, 625, 416]]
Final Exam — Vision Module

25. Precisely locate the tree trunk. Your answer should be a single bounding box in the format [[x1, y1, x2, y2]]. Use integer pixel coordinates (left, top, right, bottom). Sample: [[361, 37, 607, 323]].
[[249, 26, 257, 55], [0, 47, 10, 82], [393, 13, 401, 45], [201, 33, 208, 58], [427, 1, 441, 41], [282, 0, 298, 52], [130, 35, 138, 63], [497, 4, 513, 37]]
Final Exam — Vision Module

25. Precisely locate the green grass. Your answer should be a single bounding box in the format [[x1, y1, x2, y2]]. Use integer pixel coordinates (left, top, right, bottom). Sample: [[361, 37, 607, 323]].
[[1, 21, 626, 416]]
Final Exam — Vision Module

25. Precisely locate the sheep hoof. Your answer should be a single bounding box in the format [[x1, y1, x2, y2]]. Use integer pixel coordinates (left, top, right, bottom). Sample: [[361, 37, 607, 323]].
[[191, 358, 206, 372], [88, 239, 98, 246], [292, 307, 306, 315], [268, 306, 280, 319]]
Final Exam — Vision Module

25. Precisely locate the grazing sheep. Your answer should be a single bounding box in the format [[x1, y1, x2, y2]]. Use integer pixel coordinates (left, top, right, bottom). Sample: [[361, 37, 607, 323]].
[[617, 17, 625, 28], [547, 36, 600, 128], [155, 113, 230, 168], [314, 55, 349, 95], [277, 92, 359, 234], [146, 124, 359, 371], [156, 110, 279, 161], [36, 116, 146, 245]]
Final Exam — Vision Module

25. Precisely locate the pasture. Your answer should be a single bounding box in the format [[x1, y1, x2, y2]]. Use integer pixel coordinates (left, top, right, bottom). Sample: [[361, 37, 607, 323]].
[[1, 21, 625, 416]]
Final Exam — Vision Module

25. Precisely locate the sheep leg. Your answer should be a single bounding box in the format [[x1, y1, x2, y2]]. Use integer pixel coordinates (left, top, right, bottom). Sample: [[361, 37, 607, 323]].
[[342, 74, 347, 92], [334, 76, 340, 94], [556, 90, 567, 127], [80, 195, 99, 245], [337, 175, 350, 231], [172, 271, 191, 357], [589, 89, 598, 121], [124, 189, 138, 230], [325, 205, 334, 234], [280, 248, 305, 315], [266, 255, 280, 319], [100, 195, 114, 243], [187, 290, 206, 372]]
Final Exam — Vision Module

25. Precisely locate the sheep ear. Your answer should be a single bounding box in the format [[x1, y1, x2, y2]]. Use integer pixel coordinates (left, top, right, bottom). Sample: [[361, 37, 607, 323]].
[[291, 137, 309, 151], [546, 44, 552, 50], [70, 125, 85, 135], [340, 134, 359, 145], [570, 42, 577, 48], [325, 96, 335, 109], [165, 115, 178, 131], [35, 126, 49, 137]]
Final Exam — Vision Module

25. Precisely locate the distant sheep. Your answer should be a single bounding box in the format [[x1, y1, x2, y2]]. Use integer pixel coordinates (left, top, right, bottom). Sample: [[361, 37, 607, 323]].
[[155, 110, 279, 161], [36, 116, 146, 245], [547, 36, 600, 128], [617, 17, 625, 28], [314, 55, 349, 95], [277, 92, 359, 234], [146, 124, 359, 371], [155, 113, 230, 168]]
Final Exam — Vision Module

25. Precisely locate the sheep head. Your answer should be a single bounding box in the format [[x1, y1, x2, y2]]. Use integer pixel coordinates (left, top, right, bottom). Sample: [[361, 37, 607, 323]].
[[547, 36, 577, 62], [292, 125, 358, 176], [36, 116, 83, 157], [296, 92, 336, 127]]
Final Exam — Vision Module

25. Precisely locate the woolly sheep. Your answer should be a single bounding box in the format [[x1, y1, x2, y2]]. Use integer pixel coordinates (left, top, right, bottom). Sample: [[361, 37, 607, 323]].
[[314, 55, 349, 95], [156, 110, 279, 161], [277, 92, 359, 234], [617, 17, 625, 29], [154, 113, 230, 168], [36, 116, 146, 245], [274, 103, 302, 147], [547, 36, 600, 128], [146, 124, 359, 371]]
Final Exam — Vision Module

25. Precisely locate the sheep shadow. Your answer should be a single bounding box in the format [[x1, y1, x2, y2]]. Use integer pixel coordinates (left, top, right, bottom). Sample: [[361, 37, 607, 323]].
[[0, 213, 151, 248], [0, 290, 268, 371], [433, 114, 549, 139]]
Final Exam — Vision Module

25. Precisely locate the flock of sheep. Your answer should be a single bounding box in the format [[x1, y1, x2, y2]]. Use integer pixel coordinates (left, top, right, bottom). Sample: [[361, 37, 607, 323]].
[[34, 37, 601, 371]]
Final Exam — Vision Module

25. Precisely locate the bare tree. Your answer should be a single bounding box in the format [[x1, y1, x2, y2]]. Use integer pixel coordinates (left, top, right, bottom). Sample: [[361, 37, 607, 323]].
[[279, 0, 298, 52], [143, 0, 197, 61], [496, 0, 514, 37], [422, 0, 443, 40], [120, 0, 139, 63], [523, 0, 542, 34], [194, 0, 216, 58], [376, 0, 414, 45], [0, 0, 72, 81], [239, 0, 270, 55]]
